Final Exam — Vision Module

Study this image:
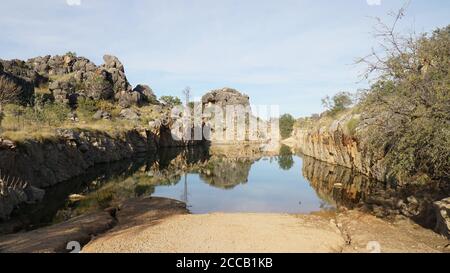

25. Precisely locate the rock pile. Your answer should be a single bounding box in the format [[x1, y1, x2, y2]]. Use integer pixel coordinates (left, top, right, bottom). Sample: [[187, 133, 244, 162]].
[[0, 53, 159, 107]]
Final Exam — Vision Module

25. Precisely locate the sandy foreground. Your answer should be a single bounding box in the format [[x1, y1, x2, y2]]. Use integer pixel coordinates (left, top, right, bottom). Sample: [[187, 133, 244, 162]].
[[83, 213, 345, 253], [1, 197, 448, 253], [83, 197, 449, 253]]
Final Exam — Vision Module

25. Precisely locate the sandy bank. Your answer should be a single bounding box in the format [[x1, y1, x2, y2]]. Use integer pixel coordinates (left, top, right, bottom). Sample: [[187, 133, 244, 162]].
[[1, 197, 448, 253]]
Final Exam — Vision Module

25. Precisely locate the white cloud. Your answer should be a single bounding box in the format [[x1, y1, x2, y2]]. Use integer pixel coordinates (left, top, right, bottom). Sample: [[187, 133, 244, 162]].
[[66, 0, 81, 6]]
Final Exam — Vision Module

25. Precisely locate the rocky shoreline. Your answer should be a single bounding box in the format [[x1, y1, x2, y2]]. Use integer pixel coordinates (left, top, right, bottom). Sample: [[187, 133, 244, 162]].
[[0, 126, 205, 220], [284, 114, 450, 238]]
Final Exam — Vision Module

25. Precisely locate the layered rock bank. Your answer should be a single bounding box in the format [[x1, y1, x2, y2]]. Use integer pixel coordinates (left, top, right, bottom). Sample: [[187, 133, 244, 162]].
[[0, 125, 204, 220], [285, 113, 450, 238], [286, 114, 387, 182]]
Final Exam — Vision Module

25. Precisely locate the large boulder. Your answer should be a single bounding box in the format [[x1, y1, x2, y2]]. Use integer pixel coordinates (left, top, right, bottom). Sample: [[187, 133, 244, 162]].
[[434, 197, 450, 238], [133, 84, 159, 105], [119, 108, 140, 120], [83, 70, 114, 100], [116, 90, 142, 108], [102, 55, 132, 93], [202, 88, 250, 107], [103, 55, 125, 72]]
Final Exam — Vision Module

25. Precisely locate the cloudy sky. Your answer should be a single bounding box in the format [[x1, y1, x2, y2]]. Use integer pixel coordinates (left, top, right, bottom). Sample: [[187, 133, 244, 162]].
[[1, 0, 449, 116]]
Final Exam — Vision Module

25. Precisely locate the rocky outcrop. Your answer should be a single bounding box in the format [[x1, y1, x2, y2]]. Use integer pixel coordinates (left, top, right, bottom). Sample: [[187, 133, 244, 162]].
[[288, 113, 387, 182], [133, 84, 159, 105], [201, 88, 275, 145], [0, 54, 156, 107], [202, 87, 250, 107]]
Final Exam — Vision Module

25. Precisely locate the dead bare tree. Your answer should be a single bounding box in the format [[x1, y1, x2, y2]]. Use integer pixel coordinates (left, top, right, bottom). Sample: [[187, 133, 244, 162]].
[[356, 0, 414, 81], [0, 75, 21, 105]]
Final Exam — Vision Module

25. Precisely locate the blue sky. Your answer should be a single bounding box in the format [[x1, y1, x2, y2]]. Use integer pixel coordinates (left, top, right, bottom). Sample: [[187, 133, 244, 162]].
[[1, 0, 449, 117]]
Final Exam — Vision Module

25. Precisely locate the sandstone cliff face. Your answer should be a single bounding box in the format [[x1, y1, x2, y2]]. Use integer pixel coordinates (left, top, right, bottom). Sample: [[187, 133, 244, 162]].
[[288, 114, 387, 182]]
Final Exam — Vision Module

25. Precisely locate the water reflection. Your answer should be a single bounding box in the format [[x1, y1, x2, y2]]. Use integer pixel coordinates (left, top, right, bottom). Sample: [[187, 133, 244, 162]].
[[277, 145, 294, 171], [301, 154, 376, 209], [4, 144, 444, 235]]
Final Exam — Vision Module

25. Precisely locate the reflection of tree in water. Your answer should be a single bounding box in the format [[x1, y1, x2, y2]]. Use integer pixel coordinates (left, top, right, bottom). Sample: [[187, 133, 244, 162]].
[[277, 145, 294, 171], [199, 157, 253, 189]]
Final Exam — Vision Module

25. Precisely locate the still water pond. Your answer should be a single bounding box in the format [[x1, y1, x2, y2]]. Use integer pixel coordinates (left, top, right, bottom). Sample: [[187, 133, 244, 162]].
[[3, 146, 380, 233], [154, 156, 332, 214]]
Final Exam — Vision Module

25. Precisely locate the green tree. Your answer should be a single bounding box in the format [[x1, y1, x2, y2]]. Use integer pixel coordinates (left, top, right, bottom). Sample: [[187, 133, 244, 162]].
[[160, 96, 182, 107], [321, 92, 353, 116], [279, 113, 295, 139]]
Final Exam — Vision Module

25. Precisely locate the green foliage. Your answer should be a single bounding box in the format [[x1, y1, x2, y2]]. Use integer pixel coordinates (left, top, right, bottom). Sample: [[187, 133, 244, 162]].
[[279, 113, 295, 139], [160, 96, 182, 106], [345, 116, 360, 136], [3, 102, 70, 128], [76, 97, 98, 119], [321, 92, 353, 116], [65, 51, 77, 58], [41, 103, 71, 126], [360, 25, 450, 182]]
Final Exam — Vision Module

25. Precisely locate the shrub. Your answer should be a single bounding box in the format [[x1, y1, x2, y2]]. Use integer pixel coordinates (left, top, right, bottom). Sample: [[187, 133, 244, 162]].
[[160, 96, 182, 106], [41, 103, 71, 126], [345, 116, 360, 136], [66, 51, 77, 58], [76, 97, 98, 119]]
